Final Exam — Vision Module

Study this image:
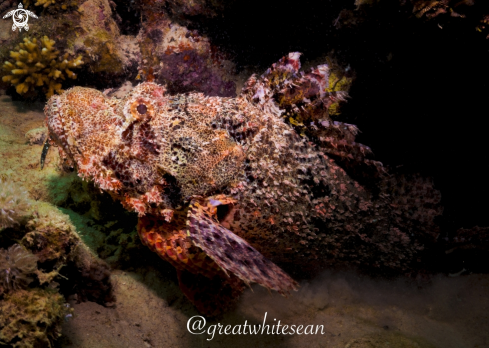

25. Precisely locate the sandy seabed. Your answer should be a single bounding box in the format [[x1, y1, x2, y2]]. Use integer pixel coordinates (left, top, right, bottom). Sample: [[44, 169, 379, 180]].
[[60, 268, 489, 348], [0, 94, 488, 348]]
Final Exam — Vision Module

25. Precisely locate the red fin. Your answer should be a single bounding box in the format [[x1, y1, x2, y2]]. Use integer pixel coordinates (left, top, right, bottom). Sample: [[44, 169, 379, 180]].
[[186, 198, 299, 294], [137, 213, 223, 279]]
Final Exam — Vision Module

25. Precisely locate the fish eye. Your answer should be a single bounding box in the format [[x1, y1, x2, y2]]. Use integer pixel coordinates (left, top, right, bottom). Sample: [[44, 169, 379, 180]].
[[137, 104, 147, 115]]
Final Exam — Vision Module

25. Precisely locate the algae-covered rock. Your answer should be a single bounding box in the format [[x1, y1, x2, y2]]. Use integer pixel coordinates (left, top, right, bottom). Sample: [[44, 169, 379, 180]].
[[0, 0, 233, 97], [138, 15, 237, 96], [45, 172, 141, 268], [0, 194, 116, 305], [69, 242, 115, 304], [72, 0, 139, 78], [22, 202, 115, 305], [0, 244, 38, 294], [25, 127, 48, 146], [0, 180, 31, 230], [0, 288, 71, 348], [22, 216, 79, 287]]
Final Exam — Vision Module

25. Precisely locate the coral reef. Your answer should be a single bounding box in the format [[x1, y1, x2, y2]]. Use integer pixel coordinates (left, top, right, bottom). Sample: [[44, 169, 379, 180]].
[[23, 0, 79, 11], [0, 288, 71, 348], [71, 0, 139, 78], [33, 0, 56, 8], [44, 53, 443, 313], [0, 173, 116, 306], [138, 16, 237, 96], [0, 0, 139, 90], [0, 244, 38, 293], [0, 180, 30, 230], [1, 36, 83, 98]]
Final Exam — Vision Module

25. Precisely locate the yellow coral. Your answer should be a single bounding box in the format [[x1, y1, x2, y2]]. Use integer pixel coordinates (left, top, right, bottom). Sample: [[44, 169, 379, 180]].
[[34, 0, 56, 7], [2, 36, 83, 98], [23, 0, 56, 8]]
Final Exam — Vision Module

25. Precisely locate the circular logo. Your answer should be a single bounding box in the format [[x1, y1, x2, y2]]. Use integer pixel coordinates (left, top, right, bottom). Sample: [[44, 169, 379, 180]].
[[12, 9, 28, 28]]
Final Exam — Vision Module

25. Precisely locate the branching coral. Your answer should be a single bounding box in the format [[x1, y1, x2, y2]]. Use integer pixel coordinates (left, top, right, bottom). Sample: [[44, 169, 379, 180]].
[[23, 0, 66, 9], [2, 36, 83, 98], [0, 244, 38, 292], [0, 180, 30, 230], [33, 0, 56, 7]]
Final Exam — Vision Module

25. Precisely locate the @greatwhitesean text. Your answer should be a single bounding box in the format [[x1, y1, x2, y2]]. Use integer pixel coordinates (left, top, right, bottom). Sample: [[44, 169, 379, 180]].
[[187, 312, 325, 341]]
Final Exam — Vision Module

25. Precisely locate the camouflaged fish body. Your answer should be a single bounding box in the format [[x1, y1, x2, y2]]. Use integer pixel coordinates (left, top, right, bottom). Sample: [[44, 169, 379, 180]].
[[45, 53, 432, 298]]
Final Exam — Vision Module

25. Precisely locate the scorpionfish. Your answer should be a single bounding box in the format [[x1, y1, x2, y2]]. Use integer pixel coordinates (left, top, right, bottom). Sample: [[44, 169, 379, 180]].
[[44, 53, 441, 313]]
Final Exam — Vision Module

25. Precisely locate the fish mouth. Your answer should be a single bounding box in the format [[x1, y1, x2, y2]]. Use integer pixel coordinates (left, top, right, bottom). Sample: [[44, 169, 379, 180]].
[[161, 172, 184, 208]]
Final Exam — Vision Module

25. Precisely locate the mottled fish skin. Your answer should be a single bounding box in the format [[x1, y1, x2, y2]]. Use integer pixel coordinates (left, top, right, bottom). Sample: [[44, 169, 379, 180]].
[[44, 52, 441, 298], [44, 54, 331, 294]]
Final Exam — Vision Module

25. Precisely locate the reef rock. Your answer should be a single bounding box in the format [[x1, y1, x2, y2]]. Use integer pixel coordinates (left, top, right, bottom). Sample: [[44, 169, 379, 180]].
[[0, 0, 139, 96], [0, 288, 71, 348], [138, 15, 237, 96]]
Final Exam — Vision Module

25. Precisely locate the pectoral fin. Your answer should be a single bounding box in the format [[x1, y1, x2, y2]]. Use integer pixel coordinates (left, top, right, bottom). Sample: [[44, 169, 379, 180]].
[[187, 197, 298, 294]]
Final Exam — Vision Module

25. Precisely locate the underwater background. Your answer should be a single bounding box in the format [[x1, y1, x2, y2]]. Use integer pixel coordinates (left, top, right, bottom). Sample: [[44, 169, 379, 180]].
[[0, 0, 488, 347]]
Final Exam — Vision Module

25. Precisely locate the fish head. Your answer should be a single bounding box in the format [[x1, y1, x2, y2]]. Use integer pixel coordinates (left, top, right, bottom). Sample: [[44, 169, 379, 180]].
[[44, 82, 246, 214]]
